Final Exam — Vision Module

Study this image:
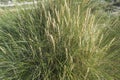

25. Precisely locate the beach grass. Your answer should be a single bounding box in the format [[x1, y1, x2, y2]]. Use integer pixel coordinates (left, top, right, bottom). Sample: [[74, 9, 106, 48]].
[[0, 0, 120, 80]]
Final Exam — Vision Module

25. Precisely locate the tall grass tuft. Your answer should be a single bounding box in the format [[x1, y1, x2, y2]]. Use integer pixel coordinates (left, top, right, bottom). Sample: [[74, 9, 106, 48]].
[[0, 0, 120, 80]]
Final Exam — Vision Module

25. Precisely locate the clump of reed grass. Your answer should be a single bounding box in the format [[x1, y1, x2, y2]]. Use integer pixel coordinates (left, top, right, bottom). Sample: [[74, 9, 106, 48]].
[[0, 0, 120, 80]]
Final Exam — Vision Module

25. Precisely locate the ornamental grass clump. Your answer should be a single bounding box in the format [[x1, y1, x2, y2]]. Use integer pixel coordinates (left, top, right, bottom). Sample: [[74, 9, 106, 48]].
[[0, 0, 120, 80]]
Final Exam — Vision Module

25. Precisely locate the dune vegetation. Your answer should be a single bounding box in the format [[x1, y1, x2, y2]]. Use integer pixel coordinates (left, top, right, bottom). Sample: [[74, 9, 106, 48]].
[[0, 0, 120, 80]]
